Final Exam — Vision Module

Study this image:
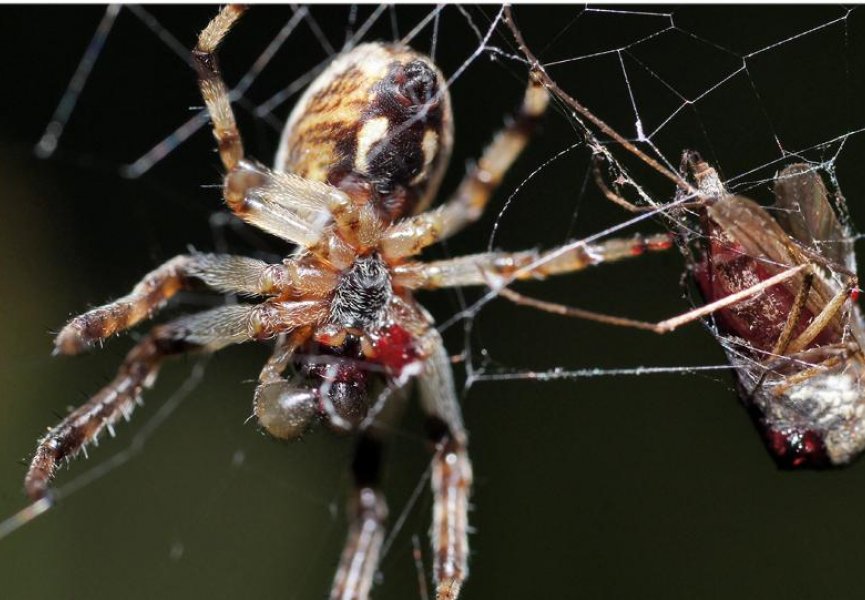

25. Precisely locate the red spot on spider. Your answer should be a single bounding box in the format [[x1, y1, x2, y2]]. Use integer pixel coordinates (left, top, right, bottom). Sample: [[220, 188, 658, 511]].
[[851, 288, 860, 303], [374, 325, 420, 377]]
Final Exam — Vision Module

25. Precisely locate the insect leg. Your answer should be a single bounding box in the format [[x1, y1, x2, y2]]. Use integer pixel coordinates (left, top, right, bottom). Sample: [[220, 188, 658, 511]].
[[497, 263, 810, 334], [417, 329, 472, 600], [787, 276, 858, 354], [770, 352, 848, 397]]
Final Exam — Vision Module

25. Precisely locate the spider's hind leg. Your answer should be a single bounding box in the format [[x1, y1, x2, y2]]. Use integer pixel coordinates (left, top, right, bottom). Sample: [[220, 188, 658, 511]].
[[330, 380, 411, 600], [253, 333, 396, 600], [417, 329, 473, 600], [330, 432, 389, 600]]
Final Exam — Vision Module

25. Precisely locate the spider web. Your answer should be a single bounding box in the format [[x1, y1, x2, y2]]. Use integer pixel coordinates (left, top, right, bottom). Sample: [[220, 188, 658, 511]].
[[2, 5, 865, 599]]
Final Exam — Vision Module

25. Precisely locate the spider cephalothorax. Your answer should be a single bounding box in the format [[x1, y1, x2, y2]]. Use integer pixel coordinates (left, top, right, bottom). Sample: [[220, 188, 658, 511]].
[[26, 6, 673, 600]]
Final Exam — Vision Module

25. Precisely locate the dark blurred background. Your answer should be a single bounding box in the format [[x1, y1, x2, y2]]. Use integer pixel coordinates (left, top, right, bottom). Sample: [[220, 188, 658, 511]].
[[1, 5, 865, 599]]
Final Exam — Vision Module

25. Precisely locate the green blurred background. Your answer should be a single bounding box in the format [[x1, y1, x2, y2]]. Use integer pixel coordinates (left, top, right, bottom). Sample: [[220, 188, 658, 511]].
[[1, 5, 865, 599]]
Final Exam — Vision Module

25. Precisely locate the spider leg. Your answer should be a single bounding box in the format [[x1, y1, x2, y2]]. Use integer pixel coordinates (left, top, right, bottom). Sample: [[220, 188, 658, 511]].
[[54, 253, 298, 355], [330, 433, 389, 600], [500, 264, 810, 334], [392, 233, 673, 289], [194, 5, 353, 257], [223, 160, 356, 255], [399, 232, 842, 340], [29, 305, 245, 501], [331, 379, 411, 600], [381, 77, 549, 260], [193, 4, 246, 171], [31, 300, 326, 500], [417, 329, 472, 600], [254, 335, 399, 600], [396, 241, 811, 336]]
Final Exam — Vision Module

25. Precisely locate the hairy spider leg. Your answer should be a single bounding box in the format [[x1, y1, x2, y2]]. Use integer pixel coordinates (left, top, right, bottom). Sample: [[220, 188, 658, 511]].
[[193, 4, 246, 171], [380, 77, 550, 260], [194, 5, 362, 265], [500, 12, 861, 356], [392, 232, 673, 290], [54, 253, 298, 355], [28, 302, 323, 501], [331, 441, 388, 600], [330, 419, 400, 600], [416, 328, 472, 600]]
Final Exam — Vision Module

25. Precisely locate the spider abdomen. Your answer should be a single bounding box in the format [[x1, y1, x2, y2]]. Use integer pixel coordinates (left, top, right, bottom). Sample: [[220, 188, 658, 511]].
[[276, 43, 454, 222]]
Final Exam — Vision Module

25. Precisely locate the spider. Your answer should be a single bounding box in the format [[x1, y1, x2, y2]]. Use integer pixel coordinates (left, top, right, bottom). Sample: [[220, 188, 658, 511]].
[[504, 9, 865, 471], [25, 6, 672, 599]]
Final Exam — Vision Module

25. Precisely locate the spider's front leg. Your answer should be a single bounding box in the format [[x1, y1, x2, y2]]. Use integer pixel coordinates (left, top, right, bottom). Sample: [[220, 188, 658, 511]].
[[431, 74, 549, 238], [54, 253, 298, 355], [195, 5, 354, 258], [193, 3, 247, 171], [418, 329, 473, 600], [28, 300, 326, 501], [393, 232, 673, 291]]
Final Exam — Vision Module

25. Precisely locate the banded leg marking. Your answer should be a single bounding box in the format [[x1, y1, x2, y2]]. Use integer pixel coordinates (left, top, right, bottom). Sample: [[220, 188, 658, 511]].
[[54, 253, 291, 355], [417, 329, 473, 600], [393, 233, 673, 290], [381, 77, 550, 260]]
